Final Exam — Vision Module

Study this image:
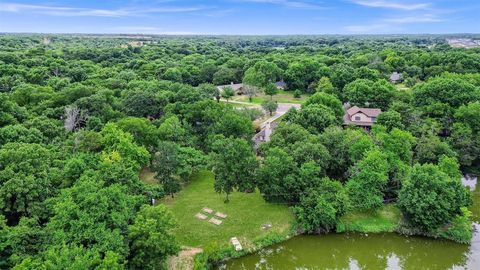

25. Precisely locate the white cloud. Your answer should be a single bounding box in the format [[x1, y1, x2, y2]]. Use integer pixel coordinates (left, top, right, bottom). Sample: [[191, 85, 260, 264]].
[[0, 2, 205, 17], [350, 0, 430, 11], [345, 13, 444, 33], [384, 15, 444, 23], [238, 0, 325, 9]]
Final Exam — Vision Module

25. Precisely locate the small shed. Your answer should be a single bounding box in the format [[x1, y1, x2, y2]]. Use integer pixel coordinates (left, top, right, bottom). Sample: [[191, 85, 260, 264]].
[[389, 72, 403, 84], [275, 80, 287, 90]]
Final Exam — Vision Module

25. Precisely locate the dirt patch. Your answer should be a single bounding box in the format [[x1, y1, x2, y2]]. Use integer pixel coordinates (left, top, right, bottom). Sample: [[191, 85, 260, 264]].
[[168, 247, 203, 270]]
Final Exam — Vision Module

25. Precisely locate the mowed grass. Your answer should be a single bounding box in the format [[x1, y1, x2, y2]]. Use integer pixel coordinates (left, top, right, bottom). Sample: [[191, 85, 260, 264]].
[[337, 204, 401, 233], [231, 90, 307, 104], [139, 167, 158, 185], [162, 170, 294, 247]]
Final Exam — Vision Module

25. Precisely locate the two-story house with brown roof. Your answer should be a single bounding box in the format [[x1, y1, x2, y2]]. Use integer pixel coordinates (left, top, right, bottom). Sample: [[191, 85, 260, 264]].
[[343, 106, 381, 129]]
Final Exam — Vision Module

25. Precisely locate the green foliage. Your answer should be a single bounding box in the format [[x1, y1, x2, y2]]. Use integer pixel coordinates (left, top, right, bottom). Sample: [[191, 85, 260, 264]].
[[0, 93, 26, 127], [264, 83, 279, 98], [285, 59, 327, 92], [210, 137, 258, 201], [415, 134, 456, 164], [436, 207, 473, 244], [258, 147, 299, 202], [13, 244, 124, 270], [293, 90, 301, 98], [448, 123, 479, 167], [0, 124, 44, 145], [116, 117, 157, 148], [398, 163, 471, 233], [303, 92, 344, 120], [315, 77, 337, 96], [455, 101, 480, 132], [1, 34, 479, 267], [211, 110, 254, 141], [121, 90, 165, 118], [128, 205, 180, 269], [293, 178, 349, 234], [261, 100, 278, 116], [413, 77, 479, 108], [220, 86, 234, 101], [292, 104, 338, 133], [157, 115, 189, 144], [100, 123, 149, 169], [344, 79, 395, 110], [46, 177, 143, 257], [346, 149, 389, 211], [376, 110, 404, 131], [0, 143, 62, 222], [151, 142, 182, 197]]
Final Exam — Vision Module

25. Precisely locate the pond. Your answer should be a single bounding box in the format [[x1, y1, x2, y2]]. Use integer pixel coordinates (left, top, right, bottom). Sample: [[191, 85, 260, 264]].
[[218, 176, 479, 270]]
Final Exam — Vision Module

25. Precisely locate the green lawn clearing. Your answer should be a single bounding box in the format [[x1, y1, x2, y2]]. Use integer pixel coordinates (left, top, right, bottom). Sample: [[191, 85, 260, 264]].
[[162, 170, 294, 248], [337, 204, 401, 233], [231, 90, 307, 104], [139, 167, 158, 186]]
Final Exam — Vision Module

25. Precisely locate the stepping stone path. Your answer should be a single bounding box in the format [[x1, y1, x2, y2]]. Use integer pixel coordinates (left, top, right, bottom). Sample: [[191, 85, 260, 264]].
[[208, 217, 222, 225], [202, 207, 214, 214], [195, 213, 208, 220], [215, 212, 227, 219], [197, 207, 227, 226], [230, 237, 243, 251]]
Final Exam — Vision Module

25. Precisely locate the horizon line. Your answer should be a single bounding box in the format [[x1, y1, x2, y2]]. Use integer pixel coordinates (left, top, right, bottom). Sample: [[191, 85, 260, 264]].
[[1, 31, 480, 36]]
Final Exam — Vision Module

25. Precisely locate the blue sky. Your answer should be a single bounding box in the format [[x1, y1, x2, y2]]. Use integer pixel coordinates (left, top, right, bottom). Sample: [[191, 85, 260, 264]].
[[0, 0, 479, 34]]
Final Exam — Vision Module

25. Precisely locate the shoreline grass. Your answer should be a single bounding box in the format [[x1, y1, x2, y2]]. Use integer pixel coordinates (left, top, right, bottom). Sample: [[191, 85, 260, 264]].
[[337, 204, 401, 233]]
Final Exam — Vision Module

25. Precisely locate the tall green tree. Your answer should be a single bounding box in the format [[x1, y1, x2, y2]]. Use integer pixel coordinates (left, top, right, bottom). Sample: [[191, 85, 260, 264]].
[[151, 142, 181, 197], [293, 178, 349, 234], [398, 163, 471, 232], [210, 137, 258, 201], [220, 86, 234, 103], [346, 149, 389, 211], [128, 205, 179, 270], [264, 83, 278, 100], [261, 100, 278, 116]]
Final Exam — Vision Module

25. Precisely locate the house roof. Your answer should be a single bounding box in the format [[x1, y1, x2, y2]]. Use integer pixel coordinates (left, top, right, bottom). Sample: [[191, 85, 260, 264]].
[[346, 106, 381, 118], [217, 83, 243, 91], [275, 81, 286, 87], [343, 106, 381, 127], [390, 72, 402, 81]]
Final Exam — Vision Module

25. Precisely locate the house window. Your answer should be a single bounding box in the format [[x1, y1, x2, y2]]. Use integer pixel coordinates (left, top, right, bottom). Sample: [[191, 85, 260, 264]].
[[354, 116, 361, 121], [371, 117, 377, 122]]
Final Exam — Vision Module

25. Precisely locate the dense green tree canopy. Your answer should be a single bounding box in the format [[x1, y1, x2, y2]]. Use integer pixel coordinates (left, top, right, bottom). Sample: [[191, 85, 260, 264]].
[[398, 163, 471, 232], [0, 34, 479, 266]]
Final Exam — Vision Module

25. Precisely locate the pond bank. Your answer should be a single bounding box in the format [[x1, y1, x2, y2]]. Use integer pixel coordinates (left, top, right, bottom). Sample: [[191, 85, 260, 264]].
[[210, 175, 479, 270], [216, 226, 480, 270]]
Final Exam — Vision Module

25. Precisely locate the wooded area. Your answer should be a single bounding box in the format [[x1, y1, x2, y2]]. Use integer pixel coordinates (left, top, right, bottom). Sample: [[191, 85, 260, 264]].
[[0, 34, 479, 269]]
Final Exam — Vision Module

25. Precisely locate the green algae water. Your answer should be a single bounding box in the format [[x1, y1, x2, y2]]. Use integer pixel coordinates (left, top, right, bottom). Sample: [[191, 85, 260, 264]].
[[218, 176, 479, 270]]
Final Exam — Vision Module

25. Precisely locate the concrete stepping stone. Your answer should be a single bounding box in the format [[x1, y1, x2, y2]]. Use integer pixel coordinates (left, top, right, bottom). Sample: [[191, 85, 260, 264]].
[[202, 207, 213, 214], [195, 213, 208, 220], [262, 223, 272, 230], [208, 217, 222, 225], [215, 212, 227, 219], [230, 237, 243, 251]]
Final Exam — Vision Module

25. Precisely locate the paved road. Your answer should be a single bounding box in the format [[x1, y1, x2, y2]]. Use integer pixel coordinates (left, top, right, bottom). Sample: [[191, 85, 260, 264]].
[[260, 103, 300, 128]]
